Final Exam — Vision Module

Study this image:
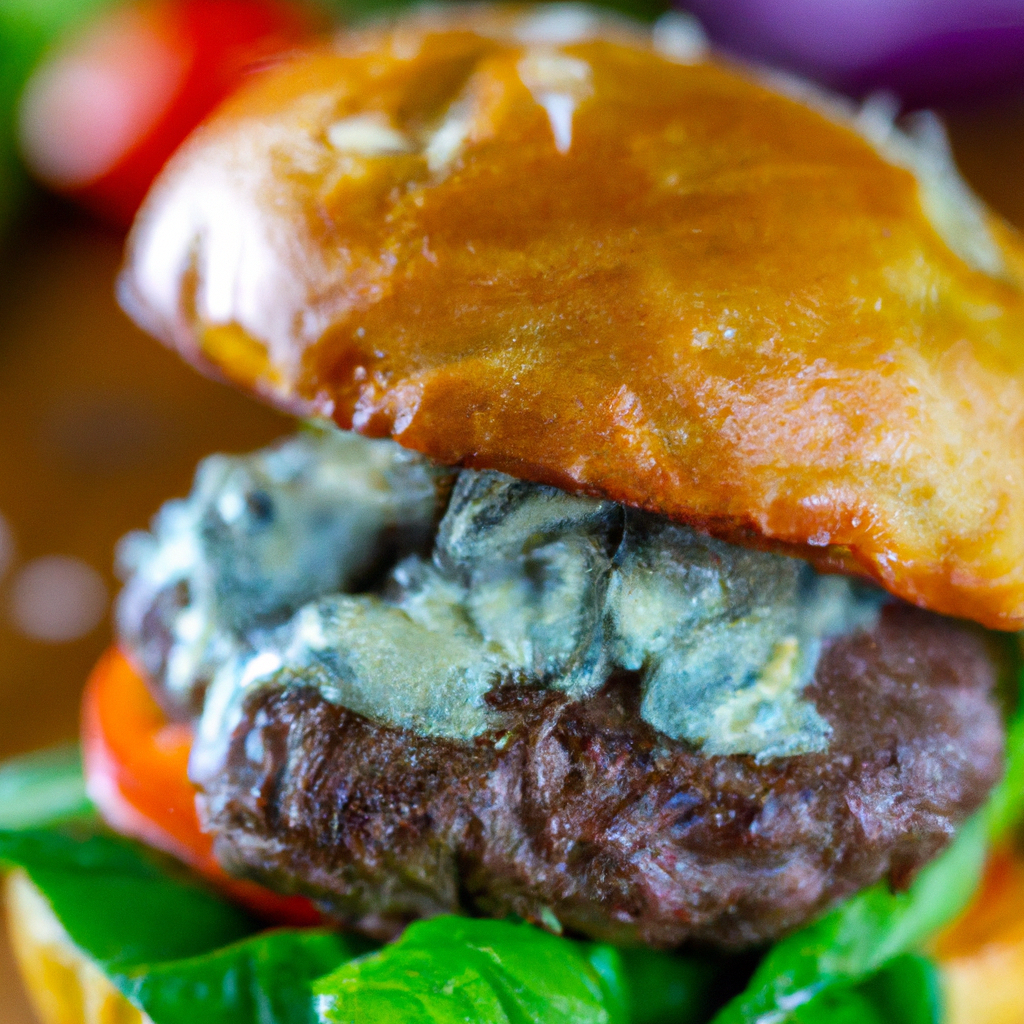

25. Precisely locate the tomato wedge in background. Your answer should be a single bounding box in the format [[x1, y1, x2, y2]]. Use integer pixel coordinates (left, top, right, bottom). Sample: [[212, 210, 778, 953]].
[[82, 646, 321, 925], [18, 0, 316, 227]]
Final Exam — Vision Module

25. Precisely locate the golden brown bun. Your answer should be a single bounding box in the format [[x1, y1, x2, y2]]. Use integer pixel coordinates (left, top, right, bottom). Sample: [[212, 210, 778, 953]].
[[118, 3, 1024, 630]]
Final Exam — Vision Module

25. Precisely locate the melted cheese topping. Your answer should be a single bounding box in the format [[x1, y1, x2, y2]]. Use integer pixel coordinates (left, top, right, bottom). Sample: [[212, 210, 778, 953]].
[[116, 427, 445, 706], [120, 430, 884, 773]]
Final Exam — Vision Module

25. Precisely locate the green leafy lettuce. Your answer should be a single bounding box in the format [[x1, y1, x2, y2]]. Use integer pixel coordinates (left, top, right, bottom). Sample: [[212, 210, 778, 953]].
[[0, 744, 90, 829], [0, 747, 366, 1024], [775, 956, 941, 1024], [0, 821, 368, 1024], [313, 915, 722, 1024]]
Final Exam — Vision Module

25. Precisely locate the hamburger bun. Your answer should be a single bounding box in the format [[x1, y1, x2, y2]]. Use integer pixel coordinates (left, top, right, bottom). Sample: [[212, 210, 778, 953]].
[[119, 3, 1024, 629]]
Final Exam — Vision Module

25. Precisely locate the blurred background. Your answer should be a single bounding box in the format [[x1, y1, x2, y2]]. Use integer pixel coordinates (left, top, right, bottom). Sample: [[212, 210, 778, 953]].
[[1, 0, 1024, 1019]]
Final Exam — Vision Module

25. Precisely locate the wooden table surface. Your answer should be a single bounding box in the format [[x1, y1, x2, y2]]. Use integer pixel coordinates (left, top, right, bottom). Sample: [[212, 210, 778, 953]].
[[0, 90, 1022, 1024]]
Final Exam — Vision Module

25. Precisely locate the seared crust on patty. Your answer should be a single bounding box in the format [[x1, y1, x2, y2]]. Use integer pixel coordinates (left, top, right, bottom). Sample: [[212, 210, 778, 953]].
[[196, 605, 1003, 949]]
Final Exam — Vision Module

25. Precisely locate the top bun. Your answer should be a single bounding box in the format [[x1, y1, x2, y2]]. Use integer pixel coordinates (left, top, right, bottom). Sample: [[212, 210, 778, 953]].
[[118, 3, 1024, 630]]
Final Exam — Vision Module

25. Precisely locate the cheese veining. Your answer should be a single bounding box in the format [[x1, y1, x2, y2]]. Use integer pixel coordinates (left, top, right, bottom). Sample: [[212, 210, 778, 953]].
[[117, 429, 885, 768]]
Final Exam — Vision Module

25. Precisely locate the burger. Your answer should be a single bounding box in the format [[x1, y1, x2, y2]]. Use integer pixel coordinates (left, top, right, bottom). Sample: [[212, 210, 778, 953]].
[[4, 4, 1024, 1022]]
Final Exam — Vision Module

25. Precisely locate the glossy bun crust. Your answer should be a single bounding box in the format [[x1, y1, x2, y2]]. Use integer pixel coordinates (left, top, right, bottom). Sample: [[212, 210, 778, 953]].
[[119, 4, 1024, 630]]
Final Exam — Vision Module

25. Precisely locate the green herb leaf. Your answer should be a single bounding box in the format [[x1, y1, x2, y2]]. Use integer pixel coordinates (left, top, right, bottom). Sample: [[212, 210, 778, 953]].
[[119, 928, 371, 1024], [0, 745, 371, 1024], [314, 916, 625, 1024], [720, 954, 940, 1024], [711, 815, 984, 1024], [314, 916, 715, 1024], [614, 947, 725, 1024], [856, 955, 942, 1024], [0, 825, 256, 968], [985, 666, 1024, 840], [0, 821, 370, 1024], [780, 987, 889, 1024], [0, 745, 92, 829], [757, 954, 941, 1024]]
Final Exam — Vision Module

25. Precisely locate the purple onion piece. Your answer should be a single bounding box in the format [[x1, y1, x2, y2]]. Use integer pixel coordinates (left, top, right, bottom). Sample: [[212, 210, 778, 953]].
[[683, 0, 1024, 104]]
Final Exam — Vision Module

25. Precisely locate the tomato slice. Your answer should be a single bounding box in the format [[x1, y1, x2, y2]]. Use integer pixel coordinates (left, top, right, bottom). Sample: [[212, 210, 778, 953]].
[[19, 0, 316, 226], [81, 646, 320, 925]]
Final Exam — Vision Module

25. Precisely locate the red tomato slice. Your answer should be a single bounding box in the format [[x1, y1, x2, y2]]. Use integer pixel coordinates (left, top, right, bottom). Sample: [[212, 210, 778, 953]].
[[20, 0, 315, 226], [82, 646, 321, 925]]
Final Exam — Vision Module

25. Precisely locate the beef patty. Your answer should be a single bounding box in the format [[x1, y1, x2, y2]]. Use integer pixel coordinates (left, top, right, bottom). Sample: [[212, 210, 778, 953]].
[[194, 604, 1004, 949]]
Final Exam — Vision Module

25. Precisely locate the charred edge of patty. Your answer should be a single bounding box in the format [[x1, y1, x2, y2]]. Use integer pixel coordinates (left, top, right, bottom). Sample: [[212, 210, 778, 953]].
[[196, 604, 1004, 949]]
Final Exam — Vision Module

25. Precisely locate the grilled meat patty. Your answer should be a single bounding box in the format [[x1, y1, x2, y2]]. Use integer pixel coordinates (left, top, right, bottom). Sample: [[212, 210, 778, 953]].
[[196, 605, 1001, 949], [118, 430, 1005, 948]]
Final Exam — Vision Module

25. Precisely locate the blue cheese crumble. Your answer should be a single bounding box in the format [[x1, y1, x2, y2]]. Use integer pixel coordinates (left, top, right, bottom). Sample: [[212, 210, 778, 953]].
[[117, 429, 885, 764]]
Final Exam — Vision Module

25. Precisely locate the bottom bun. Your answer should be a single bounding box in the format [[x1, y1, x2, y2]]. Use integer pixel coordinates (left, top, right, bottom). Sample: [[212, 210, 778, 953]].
[[4, 870, 145, 1024]]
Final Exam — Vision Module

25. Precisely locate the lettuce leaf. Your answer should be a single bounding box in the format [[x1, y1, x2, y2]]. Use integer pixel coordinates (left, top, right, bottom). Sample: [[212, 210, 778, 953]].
[[0, 747, 365, 1023], [709, 804, 983, 1024], [613, 946, 725, 1024], [119, 929, 369, 1024], [0, 826, 257, 966], [313, 915, 721, 1024], [0, 823, 370, 1023], [856, 955, 942, 1024], [314, 916, 622, 1024], [775, 956, 940, 1024], [0, 744, 90, 829], [984, 664, 1024, 840]]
